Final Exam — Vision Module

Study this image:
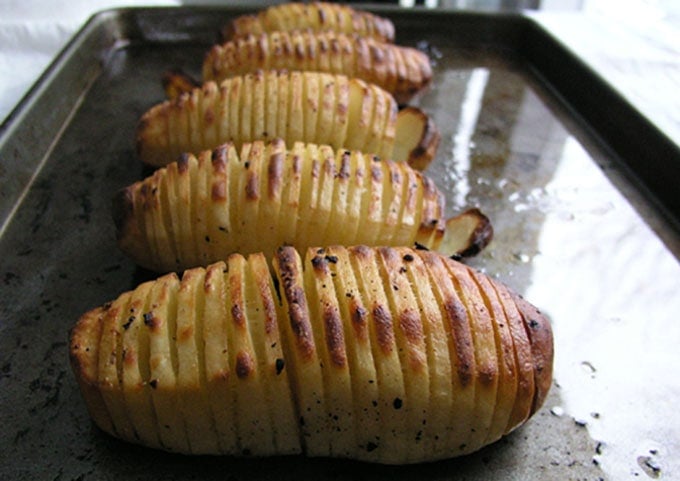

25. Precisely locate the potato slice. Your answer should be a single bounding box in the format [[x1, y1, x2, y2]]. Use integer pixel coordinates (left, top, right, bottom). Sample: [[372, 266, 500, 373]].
[[174, 267, 220, 453], [304, 249, 355, 457], [145, 273, 191, 452], [348, 245, 408, 464], [224, 254, 275, 455], [393, 106, 441, 171], [246, 254, 301, 454], [272, 247, 329, 456], [441, 207, 494, 260], [119, 282, 162, 450], [325, 246, 381, 460]]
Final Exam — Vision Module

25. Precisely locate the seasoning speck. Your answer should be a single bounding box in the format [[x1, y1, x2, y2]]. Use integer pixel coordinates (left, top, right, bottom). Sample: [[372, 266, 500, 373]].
[[275, 358, 285, 375]]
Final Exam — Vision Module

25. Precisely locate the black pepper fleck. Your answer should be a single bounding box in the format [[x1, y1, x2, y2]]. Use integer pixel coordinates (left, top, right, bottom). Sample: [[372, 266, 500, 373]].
[[275, 358, 285, 375], [393, 397, 403, 409], [122, 316, 135, 330]]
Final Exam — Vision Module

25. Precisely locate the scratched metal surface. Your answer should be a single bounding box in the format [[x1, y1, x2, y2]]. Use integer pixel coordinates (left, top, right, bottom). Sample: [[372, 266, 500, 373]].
[[0, 7, 678, 480]]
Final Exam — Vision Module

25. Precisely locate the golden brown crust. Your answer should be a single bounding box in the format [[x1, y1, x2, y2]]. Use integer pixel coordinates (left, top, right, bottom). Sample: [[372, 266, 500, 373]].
[[510, 292, 554, 416], [204, 31, 431, 104], [69, 246, 553, 463], [222, 2, 395, 44]]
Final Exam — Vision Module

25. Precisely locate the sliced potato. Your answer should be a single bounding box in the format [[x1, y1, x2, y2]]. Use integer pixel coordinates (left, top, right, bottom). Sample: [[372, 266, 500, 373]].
[[441, 207, 494, 260], [203, 31, 431, 104], [70, 246, 554, 463], [116, 140, 450, 273], [136, 71, 438, 170], [221, 2, 395, 44], [70, 246, 553, 464]]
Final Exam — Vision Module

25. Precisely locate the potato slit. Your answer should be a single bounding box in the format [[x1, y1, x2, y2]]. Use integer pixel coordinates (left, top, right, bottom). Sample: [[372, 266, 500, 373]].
[[326, 246, 381, 461], [248, 254, 301, 454], [119, 284, 159, 448], [492, 282, 535, 432], [444, 261, 499, 453], [174, 268, 220, 453], [304, 250, 355, 458], [403, 250, 455, 459], [226, 255, 273, 455], [348, 246, 407, 463], [153, 173, 177, 269], [97, 293, 135, 441], [316, 146, 340, 245], [272, 247, 328, 457], [375, 247, 429, 463], [202, 263, 238, 452], [419, 252, 477, 454], [468, 270, 518, 446]]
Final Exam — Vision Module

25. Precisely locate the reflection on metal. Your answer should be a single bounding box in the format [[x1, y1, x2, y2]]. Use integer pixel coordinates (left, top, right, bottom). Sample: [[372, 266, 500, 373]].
[[452, 68, 489, 208]]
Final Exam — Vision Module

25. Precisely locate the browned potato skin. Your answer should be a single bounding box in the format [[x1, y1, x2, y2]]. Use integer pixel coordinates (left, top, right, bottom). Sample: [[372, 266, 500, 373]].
[[114, 139, 446, 273], [69, 246, 553, 463], [204, 31, 431, 105], [221, 2, 395, 44]]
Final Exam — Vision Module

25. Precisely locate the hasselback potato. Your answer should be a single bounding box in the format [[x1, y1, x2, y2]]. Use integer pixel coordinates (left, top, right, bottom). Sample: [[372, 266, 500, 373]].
[[69, 245, 553, 463], [136, 70, 439, 170], [115, 139, 491, 273], [221, 2, 395, 44], [203, 31, 431, 105]]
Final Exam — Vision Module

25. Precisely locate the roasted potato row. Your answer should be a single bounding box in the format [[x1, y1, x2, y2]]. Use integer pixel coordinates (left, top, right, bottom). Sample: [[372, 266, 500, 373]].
[[115, 139, 491, 273], [136, 71, 439, 170], [203, 31, 431, 105], [70, 245, 553, 463], [221, 2, 395, 44]]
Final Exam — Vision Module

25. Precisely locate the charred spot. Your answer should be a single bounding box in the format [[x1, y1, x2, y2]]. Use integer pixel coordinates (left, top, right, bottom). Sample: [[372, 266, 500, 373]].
[[325, 255, 338, 264], [236, 351, 254, 379], [149, 379, 158, 389], [143, 312, 159, 330], [403, 254, 414, 262], [529, 319, 540, 329], [245, 172, 259, 200], [268, 151, 285, 199], [275, 358, 285, 375], [212, 180, 227, 201], [393, 397, 403, 409], [399, 308, 423, 345], [366, 442, 378, 452], [231, 303, 246, 328], [176, 153, 191, 173], [122, 316, 135, 330], [373, 304, 394, 354], [323, 305, 347, 368], [178, 324, 194, 342], [311, 255, 326, 270], [414, 242, 429, 251], [211, 143, 230, 165]]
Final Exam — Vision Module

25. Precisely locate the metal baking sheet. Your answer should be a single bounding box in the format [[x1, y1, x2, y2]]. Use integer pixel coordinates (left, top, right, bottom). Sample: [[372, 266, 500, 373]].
[[1, 6, 679, 480]]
